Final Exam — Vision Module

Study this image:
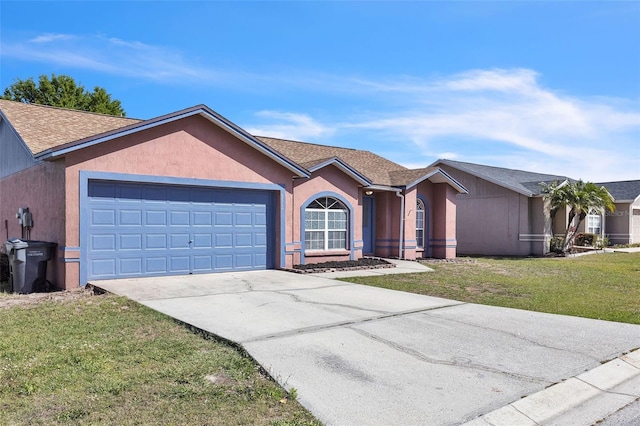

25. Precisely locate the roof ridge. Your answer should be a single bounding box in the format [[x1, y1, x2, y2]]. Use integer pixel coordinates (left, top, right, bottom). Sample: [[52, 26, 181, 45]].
[[440, 158, 567, 179], [596, 179, 640, 184], [255, 135, 360, 152]]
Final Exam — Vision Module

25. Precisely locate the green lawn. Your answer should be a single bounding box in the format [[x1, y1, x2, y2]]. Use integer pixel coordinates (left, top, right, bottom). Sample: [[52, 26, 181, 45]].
[[343, 252, 640, 324], [0, 293, 320, 425]]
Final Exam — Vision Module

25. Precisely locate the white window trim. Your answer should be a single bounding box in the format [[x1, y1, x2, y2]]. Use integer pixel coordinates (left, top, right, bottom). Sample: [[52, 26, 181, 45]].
[[416, 199, 425, 249], [587, 208, 602, 235], [305, 197, 348, 251]]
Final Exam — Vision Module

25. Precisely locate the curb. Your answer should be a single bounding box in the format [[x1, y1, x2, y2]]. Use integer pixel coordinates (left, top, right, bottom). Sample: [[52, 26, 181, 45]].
[[463, 349, 640, 425]]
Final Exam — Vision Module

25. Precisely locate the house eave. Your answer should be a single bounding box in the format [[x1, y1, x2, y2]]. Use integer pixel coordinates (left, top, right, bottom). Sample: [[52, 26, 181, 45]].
[[35, 106, 310, 178], [405, 168, 469, 194], [307, 157, 371, 186]]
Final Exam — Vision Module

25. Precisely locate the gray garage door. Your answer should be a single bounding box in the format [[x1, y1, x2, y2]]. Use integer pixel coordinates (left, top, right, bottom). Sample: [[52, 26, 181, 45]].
[[86, 180, 274, 280]]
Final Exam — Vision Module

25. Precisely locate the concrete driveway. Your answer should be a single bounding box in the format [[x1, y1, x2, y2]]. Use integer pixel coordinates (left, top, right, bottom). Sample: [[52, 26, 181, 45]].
[[93, 269, 640, 426]]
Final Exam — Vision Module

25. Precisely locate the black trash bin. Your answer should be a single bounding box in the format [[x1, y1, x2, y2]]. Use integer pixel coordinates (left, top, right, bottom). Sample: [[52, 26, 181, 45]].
[[4, 239, 57, 294]]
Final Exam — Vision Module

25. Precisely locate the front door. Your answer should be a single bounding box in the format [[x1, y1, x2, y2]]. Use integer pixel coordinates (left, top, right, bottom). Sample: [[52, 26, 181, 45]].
[[362, 196, 375, 255]]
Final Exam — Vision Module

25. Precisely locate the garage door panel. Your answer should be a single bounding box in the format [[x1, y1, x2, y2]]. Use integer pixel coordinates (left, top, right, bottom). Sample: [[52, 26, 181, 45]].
[[146, 210, 167, 225], [193, 211, 212, 226], [255, 253, 267, 266], [235, 212, 253, 226], [170, 234, 190, 248], [87, 181, 274, 280], [92, 209, 116, 226], [120, 234, 142, 250], [193, 234, 212, 248], [215, 211, 233, 225], [120, 210, 142, 226], [92, 259, 116, 277], [170, 211, 190, 226], [255, 233, 267, 246], [91, 234, 116, 251], [215, 234, 233, 248], [146, 257, 167, 273], [120, 258, 143, 275], [236, 233, 253, 247], [170, 256, 190, 272], [193, 255, 213, 271], [235, 253, 254, 269], [146, 234, 166, 249]]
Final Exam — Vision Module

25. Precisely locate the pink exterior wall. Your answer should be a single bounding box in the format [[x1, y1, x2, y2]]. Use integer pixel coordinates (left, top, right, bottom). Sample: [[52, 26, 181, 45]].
[[0, 161, 66, 287], [370, 181, 458, 260], [402, 188, 418, 260], [61, 115, 296, 288], [291, 165, 361, 265], [431, 184, 457, 258]]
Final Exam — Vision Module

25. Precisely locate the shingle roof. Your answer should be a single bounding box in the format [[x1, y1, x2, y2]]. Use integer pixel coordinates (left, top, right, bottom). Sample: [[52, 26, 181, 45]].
[[434, 159, 571, 196], [388, 167, 439, 187], [256, 136, 408, 186], [0, 99, 141, 155], [0, 100, 465, 190], [596, 180, 640, 202]]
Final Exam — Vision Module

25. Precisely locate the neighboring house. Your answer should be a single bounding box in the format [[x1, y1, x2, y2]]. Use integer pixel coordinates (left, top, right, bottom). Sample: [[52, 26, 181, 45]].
[[0, 100, 466, 289], [596, 180, 640, 245], [431, 159, 640, 256], [430, 159, 569, 256]]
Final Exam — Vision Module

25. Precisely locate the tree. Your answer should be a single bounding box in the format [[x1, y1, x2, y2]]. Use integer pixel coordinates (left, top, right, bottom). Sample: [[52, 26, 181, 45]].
[[541, 180, 615, 253], [2, 74, 125, 116]]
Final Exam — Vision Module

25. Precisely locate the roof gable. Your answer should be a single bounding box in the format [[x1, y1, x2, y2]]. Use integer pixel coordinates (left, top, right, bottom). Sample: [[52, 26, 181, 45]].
[[388, 167, 468, 193], [303, 157, 371, 186], [596, 180, 640, 202], [257, 136, 406, 186], [432, 159, 571, 197]]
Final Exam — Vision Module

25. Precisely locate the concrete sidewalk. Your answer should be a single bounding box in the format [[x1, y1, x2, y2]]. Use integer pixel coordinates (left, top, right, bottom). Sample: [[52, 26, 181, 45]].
[[92, 267, 640, 425]]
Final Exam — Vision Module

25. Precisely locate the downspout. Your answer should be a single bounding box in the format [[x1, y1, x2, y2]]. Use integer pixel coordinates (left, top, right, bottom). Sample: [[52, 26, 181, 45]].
[[395, 189, 405, 259]]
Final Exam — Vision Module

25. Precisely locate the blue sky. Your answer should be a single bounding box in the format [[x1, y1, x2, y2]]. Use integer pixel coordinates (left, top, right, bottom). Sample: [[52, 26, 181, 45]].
[[1, 1, 639, 182]]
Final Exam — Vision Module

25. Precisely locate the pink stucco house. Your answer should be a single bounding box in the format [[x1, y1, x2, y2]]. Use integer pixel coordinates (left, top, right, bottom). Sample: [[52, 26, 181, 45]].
[[0, 100, 466, 289]]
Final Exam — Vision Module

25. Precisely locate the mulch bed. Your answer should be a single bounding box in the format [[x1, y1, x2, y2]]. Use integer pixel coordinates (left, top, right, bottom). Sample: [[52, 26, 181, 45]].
[[285, 257, 394, 274]]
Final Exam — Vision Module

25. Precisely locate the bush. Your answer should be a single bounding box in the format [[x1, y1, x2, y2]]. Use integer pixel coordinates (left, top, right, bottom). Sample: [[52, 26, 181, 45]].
[[550, 236, 563, 253], [575, 233, 598, 247]]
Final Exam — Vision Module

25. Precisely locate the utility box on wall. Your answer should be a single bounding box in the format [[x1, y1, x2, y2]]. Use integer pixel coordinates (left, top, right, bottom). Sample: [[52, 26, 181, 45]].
[[4, 239, 57, 293]]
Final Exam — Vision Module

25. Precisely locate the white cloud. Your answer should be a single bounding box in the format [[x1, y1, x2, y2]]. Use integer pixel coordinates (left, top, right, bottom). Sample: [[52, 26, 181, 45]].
[[336, 69, 640, 181], [244, 111, 335, 141], [2, 33, 236, 84], [29, 33, 76, 43]]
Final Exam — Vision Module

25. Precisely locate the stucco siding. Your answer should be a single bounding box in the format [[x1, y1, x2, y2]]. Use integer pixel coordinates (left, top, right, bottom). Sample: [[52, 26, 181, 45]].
[[0, 161, 66, 286], [439, 165, 542, 256], [605, 202, 631, 244]]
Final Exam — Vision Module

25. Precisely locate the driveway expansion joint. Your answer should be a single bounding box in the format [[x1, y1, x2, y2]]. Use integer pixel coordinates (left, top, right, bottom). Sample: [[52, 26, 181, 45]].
[[239, 302, 465, 344], [434, 312, 602, 363], [350, 327, 551, 385]]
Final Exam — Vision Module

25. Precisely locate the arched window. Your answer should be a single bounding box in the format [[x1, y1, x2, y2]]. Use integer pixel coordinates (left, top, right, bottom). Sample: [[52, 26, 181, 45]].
[[587, 208, 601, 234], [305, 197, 348, 250], [416, 199, 425, 249]]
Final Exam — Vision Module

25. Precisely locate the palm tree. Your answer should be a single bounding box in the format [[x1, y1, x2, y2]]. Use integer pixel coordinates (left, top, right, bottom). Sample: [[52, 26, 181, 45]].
[[541, 180, 615, 253]]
